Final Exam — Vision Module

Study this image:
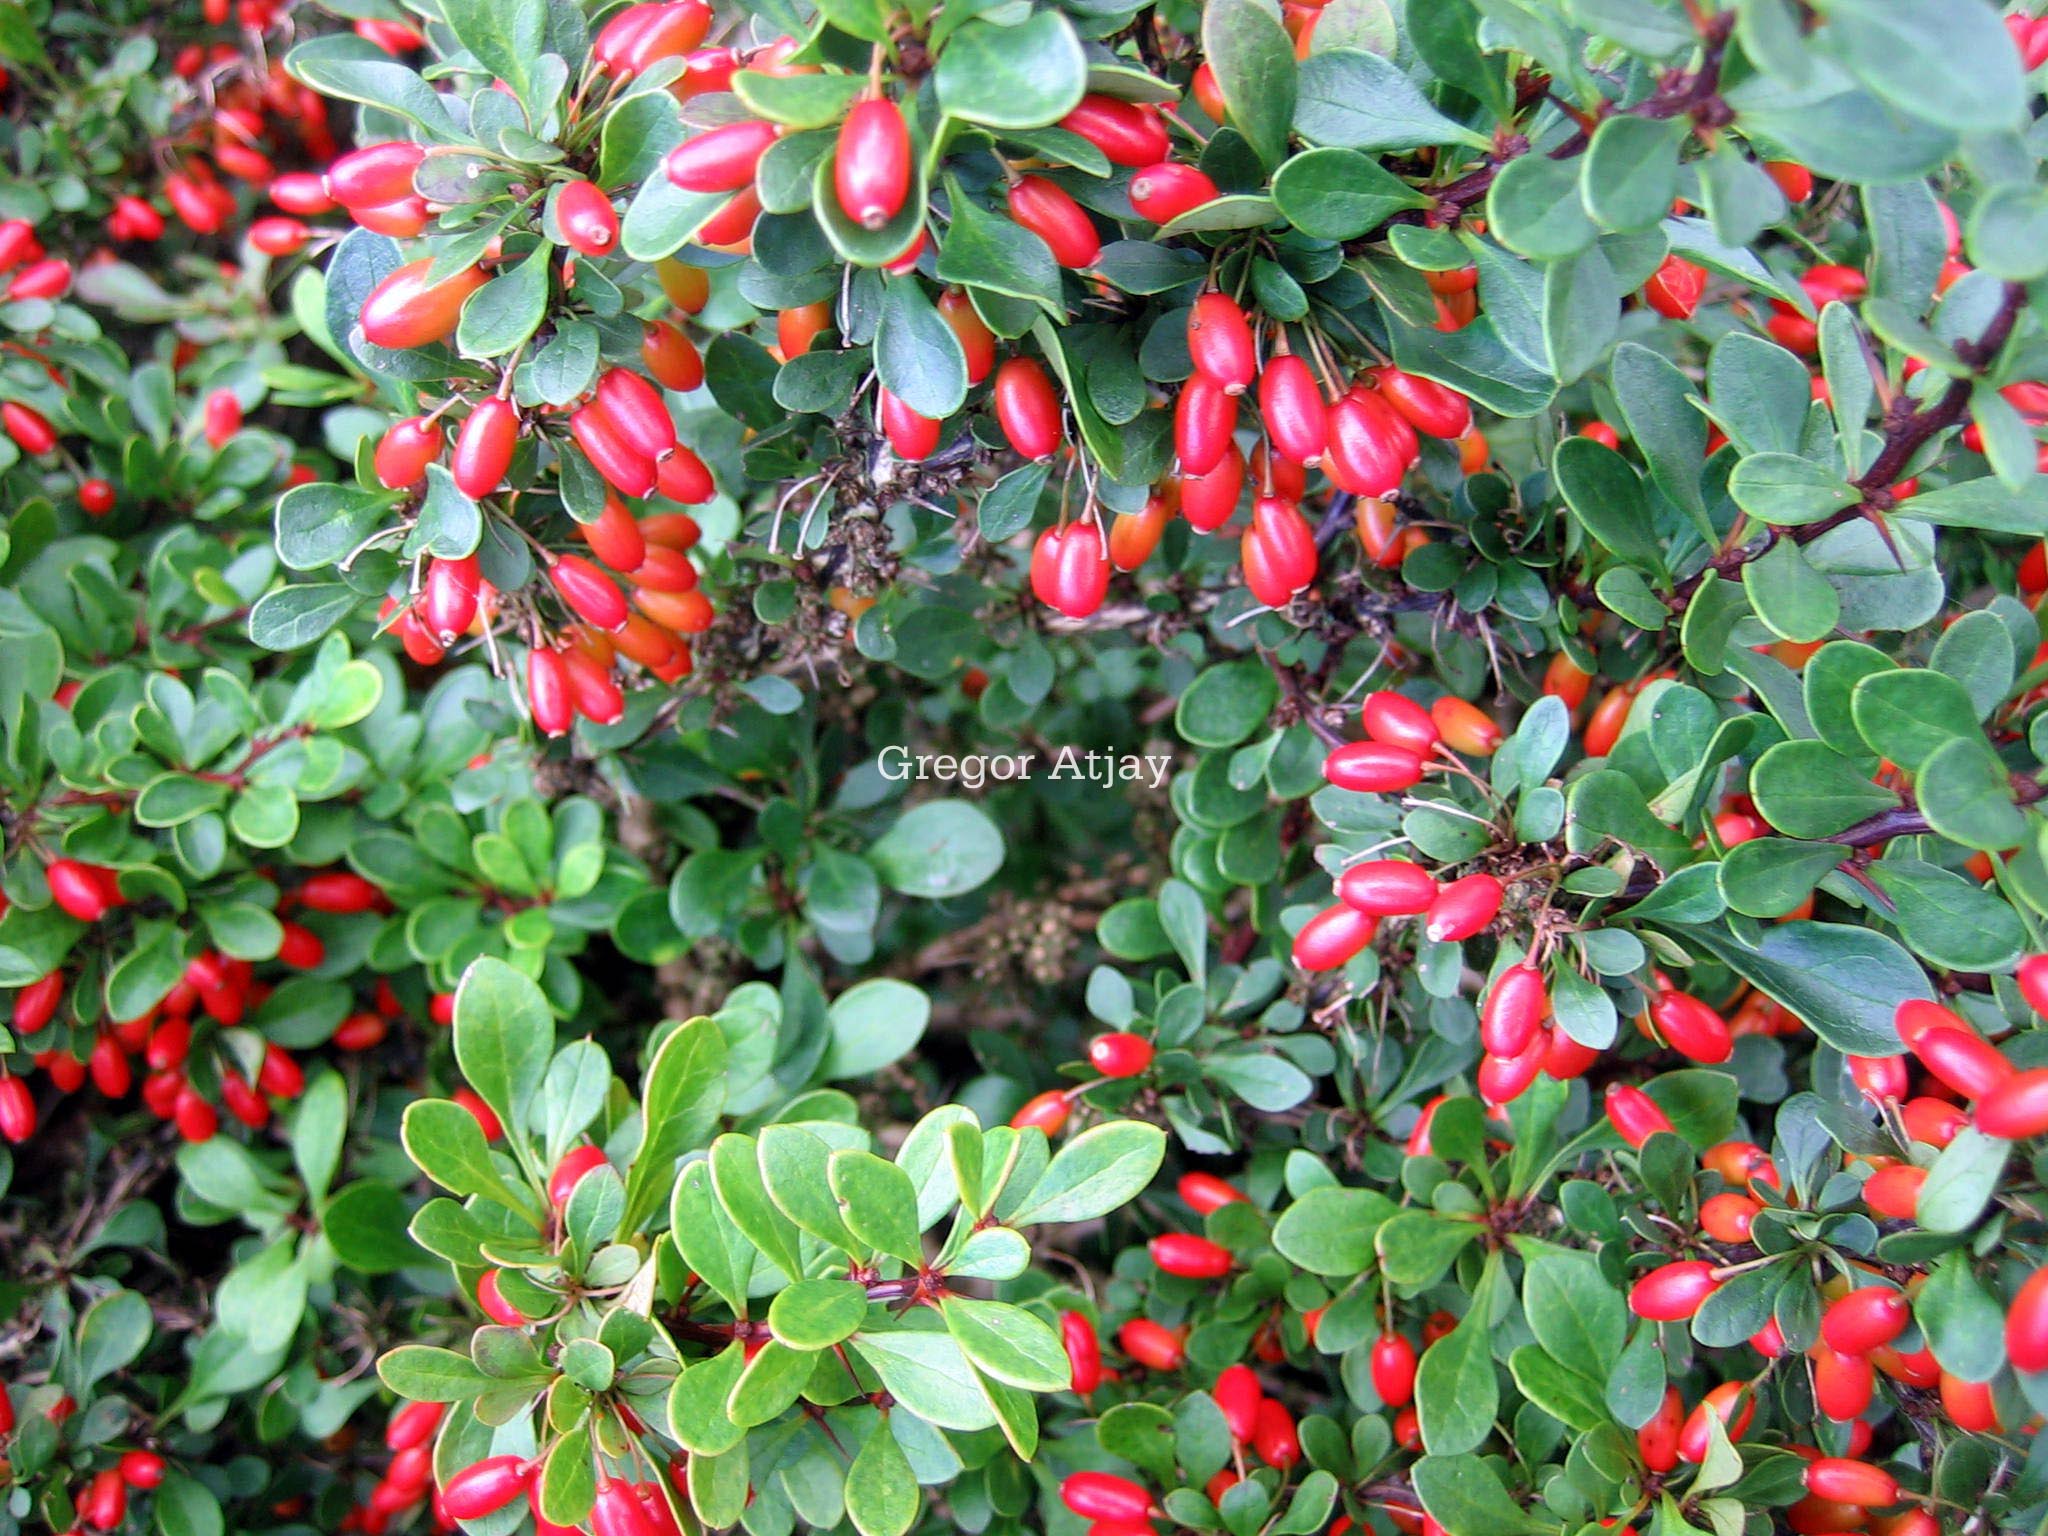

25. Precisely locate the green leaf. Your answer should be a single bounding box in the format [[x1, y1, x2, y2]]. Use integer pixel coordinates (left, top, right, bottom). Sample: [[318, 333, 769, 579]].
[[849, 1327, 999, 1431], [1743, 539, 1840, 643], [830, 1149, 924, 1265], [1552, 437, 1664, 573], [1749, 740, 1894, 838], [1006, 1120, 1165, 1226], [1273, 1186, 1397, 1274], [248, 584, 358, 652], [941, 1297, 1069, 1390], [1582, 115, 1688, 232], [1521, 1249, 1625, 1367], [822, 978, 930, 1079], [1202, 0, 1298, 170], [875, 277, 968, 418], [1917, 1127, 2009, 1234], [440, 0, 545, 106], [935, 180, 1064, 314], [934, 12, 1086, 130], [1671, 920, 1927, 1056], [1850, 667, 1983, 772], [1270, 148, 1429, 239], [623, 1016, 726, 1232], [77, 1289, 152, 1388], [1295, 48, 1487, 153], [1611, 343, 1709, 529], [1916, 1250, 2006, 1382], [378, 1345, 491, 1401], [1822, 0, 2024, 134], [768, 1278, 870, 1350], [1916, 735, 2029, 852], [1178, 660, 1278, 747], [1486, 152, 1596, 260], [869, 800, 1005, 898], [454, 957, 554, 1144], [1416, 1277, 1498, 1455], [1727, 453, 1860, 527], [845, 1421, 919, 1536]]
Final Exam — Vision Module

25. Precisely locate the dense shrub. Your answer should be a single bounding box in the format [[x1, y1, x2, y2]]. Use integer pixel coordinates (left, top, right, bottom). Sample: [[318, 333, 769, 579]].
[[5, 0, 2048, 1534]]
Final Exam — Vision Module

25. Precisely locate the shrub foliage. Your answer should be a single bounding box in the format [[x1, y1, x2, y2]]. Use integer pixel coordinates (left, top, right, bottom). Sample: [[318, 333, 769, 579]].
[[4, 1, 2048, 1535]]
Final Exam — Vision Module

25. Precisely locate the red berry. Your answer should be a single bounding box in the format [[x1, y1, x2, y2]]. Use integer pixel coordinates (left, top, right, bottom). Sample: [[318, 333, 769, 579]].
[[1177, 1173, 1246, 1214], [1061, 1310, 1102, 1394], [1214, 1362, 1261, 1442], [1910, 1025, 2014, 1099], [1291, 904, 1378, 971], [0, 1077, 36, 1143], [1258, 354, 1327, 468], [557, 179, 619, 255], [118, 1451, 166, 1490], [1370, 1333, 1417, 1407], [528, 648, 574, 738], [1637, 1386, 1683, 1472], [2007, 1265, 2048, 1372], [1479, 963, 1549, 1057], [1009, 1088, 1071, 1133], [1677, 1382, 1753, 1463], [1803, 1459, 1898, 1509], [1642, 255, 1707, 319], [328, 142, 425, 208], [1335, 859, 1438, 916], [1361, 692, 1439, 753], [440, 1457, 531, 1521], [835, 97, 912, 231], [1820, 1287, 1911, 1356], [1128, 162, 1220, 225], [1028, 522, 1109, 619], [1058, 95, 1170, 168], [358, 260, 488, 350], [1188, 292, 1256, 395], [1425, 873, 1503, 943], [551, 554, 630, 631], [548, 1145, 609, 1209], [1007, 177, 1098, 268], [1175, 372, 1238, 476], [452, 398, 518, 498], [1322, 741, 1425, 793], [1648, 990, 1732, 1065], [994, 357, 1063, 461], [1628, 1261, 1720, 1321], [1060, 1473, 1152, 1523], [1087, 1032, 1153, 1078], [1150, 1232, 1233, 1279], [1977, 1068, 2048, 1138], [1240, 494, 1317, 608], [665, 120, 779, 193], [385, 1401, 446, 1453], [879, 388, 941, 461]]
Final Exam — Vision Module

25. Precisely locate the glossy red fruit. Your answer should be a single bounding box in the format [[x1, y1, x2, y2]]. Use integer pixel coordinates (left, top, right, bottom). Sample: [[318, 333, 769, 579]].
[[328, 142, 425, 208], [1812, 1348, 1875, 1420], [173, 1086, 218, 1143], [1940, 1369, 1999, 1432], [277, 920, 325, 969], [118, 1450, 166, 1490], [1478, 1030, 1548, 1106], [1252, 1399, 1299, 1469], [2, 402, 55, 456], [1324, 392, 1411, 497], [422, 554, 482, 642], [1629, 1261, 1719, 1320], [13, 972, 62, 1032], [1677, 1382, 1754, 1463], [879, 388, 941, 461], [1910, 1025, 2015, 1099], [1649, 990, 1732, 1065], [78, 477, 116, 516], [1323, 741, 1425, 793], [1372, 366, 1471, 439], [1291, 903, 1378, 971], [1177, 1173, 1246, 1214], [594, 367, 678, 462], [1241, 494, 1316, 608], [1804, 1460, 1898, 1508], [578, 496, 647, 574], [49, 859, 117, 921], [250, 215, 313, 256], [2007, 1265, 2048, 1371], [375, 415, 443, 489], [1637, 1386, 1683, 1472], [1977, 1068, 2048, 1137], [1214, 1362, 1262, 1441], [89, 1036, 131, 1099], [1427, 696, 1498, 757], [1061, 1310, 1102, 1393], [550, 179, 617, 257], [1862, 1163, 1925, 1219], [937, 289, 996, 384], [201, 389, 241, 448], [1480, 964, 1549, 1057], [442, 1457, 531, 1521], [1426, 873, 1504, 943], [1029, 522, 1110, 619], [258, 1044, 304, 1099], [1109, 494, 1171, 571], [550, 554, 629, 631], [994, 357, 1063, 460], [453, 398, 518, 498], [1176, 372, 1238, 476], [1821, 1287, 1911, 1356], [2018, 952, 2048, 1015], [1150, 1232, 1233, 1279], [641, 321, 703, 393], [1259, 354, 1327, 468], [1007, 177, 1099, 268], [560, 646, 625, 725], [835, 97, 912, 230], [7, 258, 71, 302], [1178, 443, 1245, 531], [477, 1267, 523, 1327], [570, 401, 658, 497], [0, 1077, 35, 1143], [655, 445, 716, 504], [528, 647, 573, 737], [1009, 1088, 1071, 1133], [1061, 1473, 1153, 1523], [1699, 1192, 1758, 1244], [665, 120, 778, 192], [83, 1467, 127, 1529], [1088, 1032, 1154, 1078], [1336, 859, 1438, 916], [1058, 95, 1170, 167], [1370, 1334, 1417, 1407], [1128, 162, 1220, 224], [358, 260, 488, 350], [1642, 255, 1707, 319], [1362, 692, 1439, 753], [1186, 293, 1258, 397]]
